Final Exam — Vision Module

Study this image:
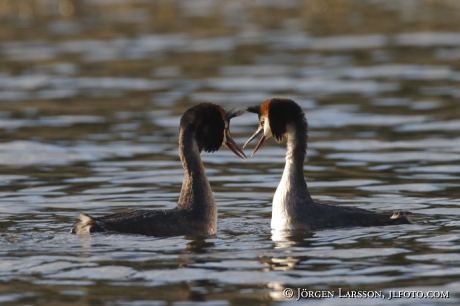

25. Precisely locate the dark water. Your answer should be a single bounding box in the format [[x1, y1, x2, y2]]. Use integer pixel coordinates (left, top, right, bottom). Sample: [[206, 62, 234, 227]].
[[1, 1, 460, 305]]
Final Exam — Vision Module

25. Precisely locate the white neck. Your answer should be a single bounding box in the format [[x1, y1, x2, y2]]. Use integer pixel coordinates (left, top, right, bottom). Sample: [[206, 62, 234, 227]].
[[271, 124, 312, 230]]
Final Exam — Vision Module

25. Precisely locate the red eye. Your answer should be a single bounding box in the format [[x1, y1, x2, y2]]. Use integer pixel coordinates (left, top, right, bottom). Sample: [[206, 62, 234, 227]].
[[261, 120, 265, 125]]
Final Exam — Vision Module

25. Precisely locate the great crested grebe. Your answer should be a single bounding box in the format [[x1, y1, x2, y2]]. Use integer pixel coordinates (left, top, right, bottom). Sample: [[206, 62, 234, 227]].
[[244, 98, 411, 231], [71, 103, 246, 237]]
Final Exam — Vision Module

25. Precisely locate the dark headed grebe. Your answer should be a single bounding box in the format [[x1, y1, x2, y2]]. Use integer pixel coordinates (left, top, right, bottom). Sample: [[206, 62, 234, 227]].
[[71, 103, 246, 236], [244, 98, 411, 231]]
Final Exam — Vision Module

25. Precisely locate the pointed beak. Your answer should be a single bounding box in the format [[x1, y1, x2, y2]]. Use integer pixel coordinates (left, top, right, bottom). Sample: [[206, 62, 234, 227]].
[[224, 129, 246, 160], [243, 127, 266, 157]]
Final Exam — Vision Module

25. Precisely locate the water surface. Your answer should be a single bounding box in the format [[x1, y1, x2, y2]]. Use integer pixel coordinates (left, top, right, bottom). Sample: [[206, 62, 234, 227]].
[[1, 1, 460, 305]]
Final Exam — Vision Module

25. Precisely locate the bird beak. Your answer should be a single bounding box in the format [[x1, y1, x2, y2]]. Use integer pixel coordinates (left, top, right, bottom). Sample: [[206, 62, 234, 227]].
[[243, 126, 266, 157], [224, 129, 247, 160]]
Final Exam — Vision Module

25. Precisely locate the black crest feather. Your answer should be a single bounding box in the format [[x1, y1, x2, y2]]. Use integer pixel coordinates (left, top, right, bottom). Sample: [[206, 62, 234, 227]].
[[226, 108, 245, 120], [180, 103, 225, 153], [246, 105, 261, 115], [268, 98, 307, 143]]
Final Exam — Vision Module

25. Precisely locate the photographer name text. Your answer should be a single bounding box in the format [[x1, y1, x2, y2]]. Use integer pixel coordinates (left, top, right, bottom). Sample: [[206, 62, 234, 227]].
[[283, 288, 449, 300]]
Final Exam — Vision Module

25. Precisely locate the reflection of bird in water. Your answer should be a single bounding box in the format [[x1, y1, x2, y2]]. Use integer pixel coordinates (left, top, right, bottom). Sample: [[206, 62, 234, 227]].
[[71, 103, 246, 237], [245, 98, 412, 231], [270, 229, 314, 247]]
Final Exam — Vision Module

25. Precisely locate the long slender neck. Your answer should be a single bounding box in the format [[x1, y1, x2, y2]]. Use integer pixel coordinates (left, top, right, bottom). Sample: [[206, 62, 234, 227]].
[[176, 128, 215, 216], [279, 122, 312, 201], [272, 121, 313, 230]]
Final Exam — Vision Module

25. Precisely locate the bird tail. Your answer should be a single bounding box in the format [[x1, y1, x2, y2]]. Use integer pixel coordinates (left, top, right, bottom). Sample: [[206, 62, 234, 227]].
[[390, 211, 412, 224], [70, 213, 101, 235]]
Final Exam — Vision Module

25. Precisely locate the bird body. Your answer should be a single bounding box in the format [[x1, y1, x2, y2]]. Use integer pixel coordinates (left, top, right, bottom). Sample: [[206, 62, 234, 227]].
[[245, 98, 411, 231], [71, 103, 245, 237]]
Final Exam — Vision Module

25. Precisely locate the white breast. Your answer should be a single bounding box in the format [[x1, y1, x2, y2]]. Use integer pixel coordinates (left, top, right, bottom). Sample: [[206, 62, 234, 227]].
[[271, 161, 297, 230]]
